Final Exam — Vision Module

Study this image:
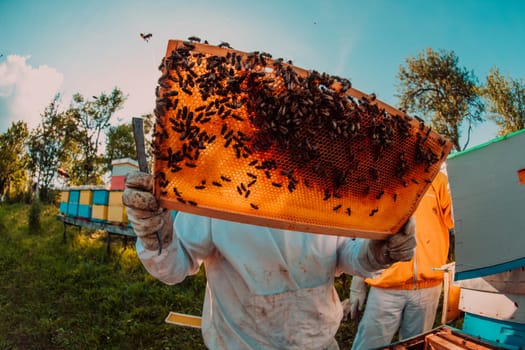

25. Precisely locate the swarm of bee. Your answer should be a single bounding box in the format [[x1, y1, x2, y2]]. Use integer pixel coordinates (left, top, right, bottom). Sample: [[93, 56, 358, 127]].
[[151, 38, 452, 238]]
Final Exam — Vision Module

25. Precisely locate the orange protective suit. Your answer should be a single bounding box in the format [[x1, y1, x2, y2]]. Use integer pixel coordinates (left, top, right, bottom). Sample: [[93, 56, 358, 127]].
[[365, 170, 454, 289]]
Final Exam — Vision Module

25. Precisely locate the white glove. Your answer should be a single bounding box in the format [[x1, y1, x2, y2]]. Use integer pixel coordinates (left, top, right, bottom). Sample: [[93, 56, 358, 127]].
[[348, 276, 367, 320], [122, 171, 173, 251], [341, 276, 368, 321], [364, 216, 416, 269]]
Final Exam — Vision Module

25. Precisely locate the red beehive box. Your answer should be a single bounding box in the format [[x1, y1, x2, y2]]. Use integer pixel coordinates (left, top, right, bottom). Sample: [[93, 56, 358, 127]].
[[111, 175, 126, 190]]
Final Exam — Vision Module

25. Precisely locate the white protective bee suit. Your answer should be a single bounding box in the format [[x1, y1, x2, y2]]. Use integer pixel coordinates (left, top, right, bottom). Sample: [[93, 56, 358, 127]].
[[124, 171, 417, 350]]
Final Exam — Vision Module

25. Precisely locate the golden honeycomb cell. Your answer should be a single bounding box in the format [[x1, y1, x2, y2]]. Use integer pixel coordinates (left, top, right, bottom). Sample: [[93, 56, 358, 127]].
[[152, 39, 453, 239]]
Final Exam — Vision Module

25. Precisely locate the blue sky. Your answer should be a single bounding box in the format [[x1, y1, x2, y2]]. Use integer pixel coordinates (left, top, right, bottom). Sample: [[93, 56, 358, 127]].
[[1, 0, 524, 148]]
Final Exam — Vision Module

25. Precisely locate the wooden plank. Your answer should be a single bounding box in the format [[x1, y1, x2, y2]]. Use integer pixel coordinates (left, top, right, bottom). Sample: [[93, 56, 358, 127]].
[[56, 215, 136, 237], [425, 329, 493, 350]]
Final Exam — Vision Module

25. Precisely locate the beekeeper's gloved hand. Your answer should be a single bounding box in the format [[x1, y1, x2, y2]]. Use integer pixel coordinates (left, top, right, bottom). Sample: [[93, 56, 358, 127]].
[[362, 216, 416, 270], [122, 171, 173, 251], [341, 276, 367, 321], [348, 276, 368, 320]]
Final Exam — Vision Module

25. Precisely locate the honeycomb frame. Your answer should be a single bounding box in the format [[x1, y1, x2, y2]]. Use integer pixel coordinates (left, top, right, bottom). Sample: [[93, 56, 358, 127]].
[[152, 39, 453, 239]]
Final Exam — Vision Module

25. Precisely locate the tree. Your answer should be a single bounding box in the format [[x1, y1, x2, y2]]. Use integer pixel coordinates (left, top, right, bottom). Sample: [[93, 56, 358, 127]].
[[105, 113, 154, 173], [67, 88, 127, 185], [105, 123, 136, 173], [482, 67, 525, 136], [27, 94, 78, 202], [0, 121, 30, 201], [396, 48, 485, 151]]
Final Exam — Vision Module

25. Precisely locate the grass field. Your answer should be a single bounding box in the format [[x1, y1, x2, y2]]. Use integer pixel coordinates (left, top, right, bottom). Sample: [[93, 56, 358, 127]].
[[0, 203, 361, 349]]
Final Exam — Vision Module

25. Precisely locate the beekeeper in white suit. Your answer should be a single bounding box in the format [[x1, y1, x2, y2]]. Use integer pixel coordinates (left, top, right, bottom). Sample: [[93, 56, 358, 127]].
[[123, 171, 416, 350]]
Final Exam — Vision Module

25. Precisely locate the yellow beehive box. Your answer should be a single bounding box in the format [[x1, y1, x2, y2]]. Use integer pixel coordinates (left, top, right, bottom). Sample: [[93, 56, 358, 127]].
[[60, 191, 69, 202], [107, 205, 127, 223], [108, 191, 123, 206], [92, 205, 108, 222], [79, 190, 93, 205]]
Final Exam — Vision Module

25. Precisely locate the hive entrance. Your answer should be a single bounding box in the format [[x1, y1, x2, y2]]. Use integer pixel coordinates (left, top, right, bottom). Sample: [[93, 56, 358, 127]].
[[152, 39, 452, 239]]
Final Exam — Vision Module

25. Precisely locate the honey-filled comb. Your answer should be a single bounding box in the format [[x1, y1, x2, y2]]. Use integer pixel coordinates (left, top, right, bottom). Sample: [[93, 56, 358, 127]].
[[152, 39, 453, 239]]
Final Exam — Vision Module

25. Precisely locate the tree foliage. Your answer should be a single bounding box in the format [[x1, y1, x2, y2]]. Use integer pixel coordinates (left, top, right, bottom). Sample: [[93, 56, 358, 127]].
[[105, 123, 136, 172], [0, 121, 30, 201], [482, 67, 525, 136], [67, 88, 127, 185], [27, 94, 78, 202], [396, 48, 485, 151], [105, 113, 154, 173]]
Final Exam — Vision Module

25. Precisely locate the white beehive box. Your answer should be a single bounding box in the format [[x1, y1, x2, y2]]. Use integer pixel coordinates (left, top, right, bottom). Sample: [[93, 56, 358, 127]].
[[111, 158, 139, 177], [447, 129, 525, 281]]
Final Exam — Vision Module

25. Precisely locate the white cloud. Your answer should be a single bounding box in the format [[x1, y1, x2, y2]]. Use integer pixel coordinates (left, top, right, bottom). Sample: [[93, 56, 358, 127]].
[[0, 55, 63, 132]]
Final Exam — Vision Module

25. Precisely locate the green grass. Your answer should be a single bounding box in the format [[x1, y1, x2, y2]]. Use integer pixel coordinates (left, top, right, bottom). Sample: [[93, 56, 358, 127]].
[[0, 203, 456, 349], [0, 203, 206, 350]]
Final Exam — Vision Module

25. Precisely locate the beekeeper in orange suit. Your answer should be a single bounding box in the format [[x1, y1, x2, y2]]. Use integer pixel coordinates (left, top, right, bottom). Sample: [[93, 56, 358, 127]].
[[344, 167, 454, 350], [122, 171, 417, 350]]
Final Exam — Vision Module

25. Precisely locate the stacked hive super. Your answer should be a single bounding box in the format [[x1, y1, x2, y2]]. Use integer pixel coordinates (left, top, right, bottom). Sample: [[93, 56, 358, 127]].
[[152, 39, 453, 239]]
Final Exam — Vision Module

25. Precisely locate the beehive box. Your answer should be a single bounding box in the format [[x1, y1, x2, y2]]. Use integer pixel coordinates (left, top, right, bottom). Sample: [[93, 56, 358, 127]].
[[78, 205, 92, 219], [79, 189, 93, 205], [59, 201, 68, 215], [107, 205, 127, 224], [67, 190, 80, 217], [68, 190, 80, 204], [447, 129, 525, 280], [111, 158, 139, 176], [111, 176, 126, 190], [92, 204, 108, 222], [152, 39, 452, 239], [93, 189, 109, 205], [67, 202, 78, 217], [108, 191, 123, 206], [60, 191, 69, 203], [59, 191, 69, 214]]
